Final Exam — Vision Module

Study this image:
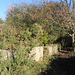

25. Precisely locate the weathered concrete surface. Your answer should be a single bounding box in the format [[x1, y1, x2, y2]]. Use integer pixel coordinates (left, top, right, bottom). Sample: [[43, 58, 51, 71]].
[[46, 44, 58, 55], [52, 44, 58, 54], [29, 46, 43, 61], [0, 50, 15, 60], [46, 45, 53, 55], [29, 44, 58, 61]]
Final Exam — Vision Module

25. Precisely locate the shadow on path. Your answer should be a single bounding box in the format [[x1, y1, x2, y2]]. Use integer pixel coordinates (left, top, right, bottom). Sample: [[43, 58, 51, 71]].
[[41, 51, 75, 75]]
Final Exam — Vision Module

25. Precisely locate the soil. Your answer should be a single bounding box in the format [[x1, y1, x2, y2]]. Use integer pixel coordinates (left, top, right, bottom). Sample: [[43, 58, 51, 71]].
[[41, 49, 75, 75]]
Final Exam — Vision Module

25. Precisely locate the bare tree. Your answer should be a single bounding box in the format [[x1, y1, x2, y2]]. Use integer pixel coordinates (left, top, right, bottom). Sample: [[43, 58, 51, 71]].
[[64, 0, 75, 52]]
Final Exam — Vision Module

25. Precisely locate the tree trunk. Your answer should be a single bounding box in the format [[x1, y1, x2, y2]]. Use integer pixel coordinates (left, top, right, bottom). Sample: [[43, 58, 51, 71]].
[[72, 33, 74, 43], [72, 32, 75, 52]]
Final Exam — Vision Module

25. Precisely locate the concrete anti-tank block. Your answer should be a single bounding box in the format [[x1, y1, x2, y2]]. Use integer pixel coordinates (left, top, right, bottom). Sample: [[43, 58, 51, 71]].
[[46, 45, 53, 55], [29, 46, 43, 61], [46, 44, 58, 55], [0, 50, 15, 60]]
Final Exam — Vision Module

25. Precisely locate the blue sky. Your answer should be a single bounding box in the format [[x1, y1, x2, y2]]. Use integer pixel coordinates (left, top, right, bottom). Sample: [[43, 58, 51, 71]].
[[0, 0, 71, 21], [0, 0, 33, 20]]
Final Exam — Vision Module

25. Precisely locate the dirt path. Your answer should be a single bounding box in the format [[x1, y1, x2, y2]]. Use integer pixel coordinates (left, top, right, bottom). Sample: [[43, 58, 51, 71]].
[[54, 50, 75, 58], [41, 50, 75, 75]]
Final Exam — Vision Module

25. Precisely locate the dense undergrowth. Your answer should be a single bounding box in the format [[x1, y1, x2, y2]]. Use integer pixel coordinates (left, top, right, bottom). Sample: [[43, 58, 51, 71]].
[[0, 25, 55, 75], [0, 40, 55, 75]]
